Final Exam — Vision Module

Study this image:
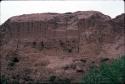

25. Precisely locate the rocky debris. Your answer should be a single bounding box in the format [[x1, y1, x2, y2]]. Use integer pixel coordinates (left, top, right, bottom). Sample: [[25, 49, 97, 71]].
[[0, 11, 125, 83]]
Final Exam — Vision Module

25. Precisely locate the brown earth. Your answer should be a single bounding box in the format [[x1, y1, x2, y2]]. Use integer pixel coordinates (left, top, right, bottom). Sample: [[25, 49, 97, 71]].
[[0, 11, 125, 83]]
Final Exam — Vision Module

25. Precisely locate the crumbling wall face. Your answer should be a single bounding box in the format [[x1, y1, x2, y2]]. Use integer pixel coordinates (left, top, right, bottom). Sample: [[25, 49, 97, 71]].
[[6, 11, 122, 53], [7, 20, 81, 53]]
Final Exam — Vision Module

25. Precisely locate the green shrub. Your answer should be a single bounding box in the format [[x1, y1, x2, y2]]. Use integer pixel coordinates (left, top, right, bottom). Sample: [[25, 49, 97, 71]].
[[1, 75, 8, 84], [48, 75, 71, 84], [81, 55, 125, 84]]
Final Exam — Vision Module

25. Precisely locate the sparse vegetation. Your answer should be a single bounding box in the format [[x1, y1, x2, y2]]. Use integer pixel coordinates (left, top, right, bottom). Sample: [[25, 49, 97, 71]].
[[48, 75, 71, 84], [81, 55, 125, 84], [1, 75, 8, 84], [6, 51, 20, 68]]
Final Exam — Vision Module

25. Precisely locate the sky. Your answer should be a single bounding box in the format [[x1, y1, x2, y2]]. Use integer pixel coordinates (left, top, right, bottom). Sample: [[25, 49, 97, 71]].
[[0, 0, 124, 24]]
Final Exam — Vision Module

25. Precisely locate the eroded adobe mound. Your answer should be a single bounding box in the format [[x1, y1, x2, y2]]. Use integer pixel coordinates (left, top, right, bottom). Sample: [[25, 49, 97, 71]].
[[0, 11, 125, 83]]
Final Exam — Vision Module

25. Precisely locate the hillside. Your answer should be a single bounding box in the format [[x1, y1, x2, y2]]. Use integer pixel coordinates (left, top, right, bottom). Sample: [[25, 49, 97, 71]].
[[0, 11, 125, 83]]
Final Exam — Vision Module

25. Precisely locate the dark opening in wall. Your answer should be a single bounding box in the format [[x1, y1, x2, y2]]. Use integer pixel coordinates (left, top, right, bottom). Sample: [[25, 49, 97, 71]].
[[59, 40, 64, 47], [32, 42, 37, 47], [68, 48, 72, 53], [12, 57, 19, 63], [39, 41, 44, 50]]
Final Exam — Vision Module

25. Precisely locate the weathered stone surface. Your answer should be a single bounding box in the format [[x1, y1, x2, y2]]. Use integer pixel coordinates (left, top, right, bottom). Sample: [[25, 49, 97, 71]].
[[1, 11, 121, 49], [2, 11, 111, 42]]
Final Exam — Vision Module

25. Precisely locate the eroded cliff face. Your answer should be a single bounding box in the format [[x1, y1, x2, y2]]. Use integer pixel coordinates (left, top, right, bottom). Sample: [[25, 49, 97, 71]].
[[4, 11, 111, 41], [2, 11, 124, 54], [0, 11, 125, 83]]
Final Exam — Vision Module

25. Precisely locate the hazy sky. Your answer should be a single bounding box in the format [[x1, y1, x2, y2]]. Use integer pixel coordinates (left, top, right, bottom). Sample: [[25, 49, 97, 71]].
[[0, 0, 124, 24]]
